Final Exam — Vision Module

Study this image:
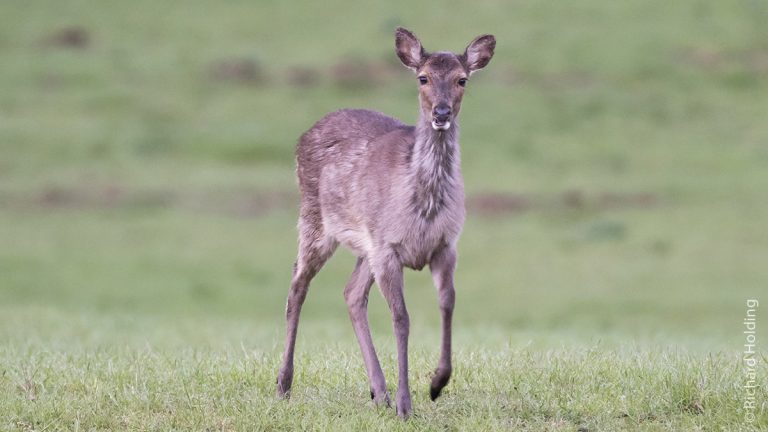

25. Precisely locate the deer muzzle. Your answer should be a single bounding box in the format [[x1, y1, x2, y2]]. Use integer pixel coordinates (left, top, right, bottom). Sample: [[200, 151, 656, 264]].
[[431, 104, 452, 131]]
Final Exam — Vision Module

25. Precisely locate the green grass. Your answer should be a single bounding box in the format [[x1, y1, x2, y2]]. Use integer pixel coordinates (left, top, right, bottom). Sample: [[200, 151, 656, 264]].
[[1, 0, 767, 430], [3, 342, 758, 431]]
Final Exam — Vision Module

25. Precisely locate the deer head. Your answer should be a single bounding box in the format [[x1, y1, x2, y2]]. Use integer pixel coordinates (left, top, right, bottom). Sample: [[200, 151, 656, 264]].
[[395, 27, 495, 131]]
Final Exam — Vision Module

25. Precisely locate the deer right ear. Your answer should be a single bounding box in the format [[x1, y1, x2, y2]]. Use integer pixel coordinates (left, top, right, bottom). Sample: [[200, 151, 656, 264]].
[[395, 27, 425, 72]]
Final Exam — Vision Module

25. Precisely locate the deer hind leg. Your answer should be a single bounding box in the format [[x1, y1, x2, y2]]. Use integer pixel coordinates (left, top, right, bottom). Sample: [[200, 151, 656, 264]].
[[276, 214, 337, 398], [344, 257, 390, 407]]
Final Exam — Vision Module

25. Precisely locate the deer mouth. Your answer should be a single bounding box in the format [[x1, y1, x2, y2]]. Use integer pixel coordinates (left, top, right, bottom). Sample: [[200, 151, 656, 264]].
[[431, 119, 451, 130]]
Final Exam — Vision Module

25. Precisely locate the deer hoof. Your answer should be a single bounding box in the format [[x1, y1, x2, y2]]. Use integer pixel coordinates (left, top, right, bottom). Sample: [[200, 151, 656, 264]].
[[371, 389, 392, 408], [429, 367, 451, 401], [395, 390, 412, 418], [276, 369, 293, 399]]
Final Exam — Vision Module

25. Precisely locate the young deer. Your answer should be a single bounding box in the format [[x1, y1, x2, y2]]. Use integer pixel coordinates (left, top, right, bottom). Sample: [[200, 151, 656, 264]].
[[276, 27, 495, 417]]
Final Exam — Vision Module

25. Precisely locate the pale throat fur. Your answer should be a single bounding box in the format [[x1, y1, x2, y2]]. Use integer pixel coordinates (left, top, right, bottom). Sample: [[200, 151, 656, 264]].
[[409, 119, 462, 221]]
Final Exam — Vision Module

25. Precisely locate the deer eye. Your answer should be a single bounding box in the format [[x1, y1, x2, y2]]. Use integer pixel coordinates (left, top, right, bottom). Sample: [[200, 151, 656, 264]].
[[418, 76, 428, 85], [458, 78, 467, 87]]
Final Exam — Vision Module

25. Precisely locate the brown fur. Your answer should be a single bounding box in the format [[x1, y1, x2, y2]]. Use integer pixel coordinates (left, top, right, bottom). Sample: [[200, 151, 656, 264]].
[[276, 27, 495, 418]]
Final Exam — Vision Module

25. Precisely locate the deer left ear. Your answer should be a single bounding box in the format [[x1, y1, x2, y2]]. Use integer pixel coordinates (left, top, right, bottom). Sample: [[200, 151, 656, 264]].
[[463, 34, 495, 75]]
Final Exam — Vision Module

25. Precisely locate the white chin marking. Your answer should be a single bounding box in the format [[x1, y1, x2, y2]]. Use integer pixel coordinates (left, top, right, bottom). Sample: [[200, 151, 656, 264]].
[[431, 121, 451, 131]]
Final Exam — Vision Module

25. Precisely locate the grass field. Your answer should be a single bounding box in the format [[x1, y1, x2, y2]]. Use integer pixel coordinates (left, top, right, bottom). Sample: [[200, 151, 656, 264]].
[[1, 0, 767, 430]]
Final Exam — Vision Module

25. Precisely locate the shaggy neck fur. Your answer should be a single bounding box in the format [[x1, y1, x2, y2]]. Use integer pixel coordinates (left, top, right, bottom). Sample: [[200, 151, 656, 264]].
[[410, 118, 460, 219]]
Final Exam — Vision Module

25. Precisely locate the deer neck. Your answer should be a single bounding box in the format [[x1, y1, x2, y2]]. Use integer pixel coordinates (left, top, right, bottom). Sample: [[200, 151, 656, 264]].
[[410, 118, 461, 219]]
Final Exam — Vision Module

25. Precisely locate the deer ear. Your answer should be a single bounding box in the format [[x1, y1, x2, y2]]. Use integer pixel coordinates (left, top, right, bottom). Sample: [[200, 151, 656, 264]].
[[463, 34, 495, 75], [395, 27, 425, 72]]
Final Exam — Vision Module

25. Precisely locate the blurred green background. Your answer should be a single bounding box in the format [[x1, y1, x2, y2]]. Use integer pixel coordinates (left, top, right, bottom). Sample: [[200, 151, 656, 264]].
[[1, 0, 766, 352]]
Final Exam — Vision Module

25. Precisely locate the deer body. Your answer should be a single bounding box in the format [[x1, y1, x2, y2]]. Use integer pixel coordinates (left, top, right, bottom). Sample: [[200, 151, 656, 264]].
[[302, 108, 464, 269], [277, 28, 495, 418]]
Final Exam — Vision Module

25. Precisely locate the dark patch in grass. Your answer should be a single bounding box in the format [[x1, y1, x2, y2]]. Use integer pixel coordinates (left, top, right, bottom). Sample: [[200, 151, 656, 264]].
[[185, 188, 297, 218], [18, 186, 293, 218], [745, 49, 768, 75], [330, 57, 401, 89], [36, 185, 172, 210], [598, 191, 656, 209], [4, 186, 658, 219], [679, 46, 768, 77], [618, 411, 660, 424], [468, 192, 533, 215], [41, 26, 90, 49], [682, 46, 723, 70], [562, 189, 586, 209], [582, 219, 627, 242], [681, 398, 705, 415], [38, 73, 66, 90], [504, 66, 598, 90], [216, 144, 293, 164], [649, 239, 673, 255], [286, 65, 322, 88], [190, 282, 217, 301], [468, 190, 658, 216], [208, 58, 265, 84]]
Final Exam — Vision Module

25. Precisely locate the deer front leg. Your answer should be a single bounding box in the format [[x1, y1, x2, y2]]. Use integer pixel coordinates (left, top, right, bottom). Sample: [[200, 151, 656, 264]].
[[344, 257, 390, 406], [373, 253, 412, 417], [429, 245, 456, 401]]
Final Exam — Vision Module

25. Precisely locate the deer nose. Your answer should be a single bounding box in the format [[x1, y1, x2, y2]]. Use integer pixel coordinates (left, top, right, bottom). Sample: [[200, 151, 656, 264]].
[[433, 104, 452, 118], [433, 105, 451, 117]]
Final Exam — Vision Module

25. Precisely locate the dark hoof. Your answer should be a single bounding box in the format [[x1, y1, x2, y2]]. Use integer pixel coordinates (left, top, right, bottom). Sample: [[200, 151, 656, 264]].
[[371, 389, 392, 408], [430, 368, 451, 401], [276, 382, 291, 399], [397, 406, 413, 420], [429, 385, 442, 401], [276, 371, 293, 399], [396, 403, 413, 418], [395, 391, 412, 418]]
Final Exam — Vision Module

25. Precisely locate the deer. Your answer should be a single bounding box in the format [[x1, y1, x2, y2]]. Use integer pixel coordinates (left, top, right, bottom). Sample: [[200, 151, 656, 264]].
[[276, 27, 495, 418]]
